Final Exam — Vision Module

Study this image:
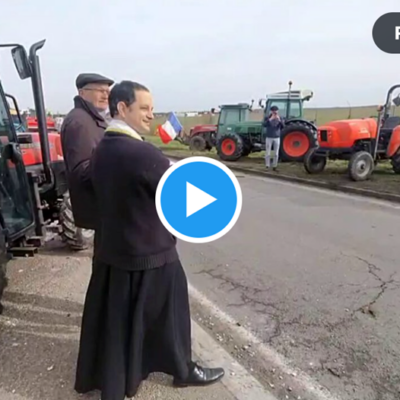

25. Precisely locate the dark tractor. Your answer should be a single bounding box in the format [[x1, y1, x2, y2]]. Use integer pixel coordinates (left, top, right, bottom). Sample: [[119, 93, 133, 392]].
[[304, 85, 400, 181], [0, 40, 93, 313], [216, 82, 318, 162]]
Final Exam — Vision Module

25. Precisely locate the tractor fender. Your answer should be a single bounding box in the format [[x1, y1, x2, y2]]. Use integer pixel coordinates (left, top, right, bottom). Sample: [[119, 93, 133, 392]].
[[286, 118, 317, 129], [387, 125, 400, 157], [285, 119, 318, 135]]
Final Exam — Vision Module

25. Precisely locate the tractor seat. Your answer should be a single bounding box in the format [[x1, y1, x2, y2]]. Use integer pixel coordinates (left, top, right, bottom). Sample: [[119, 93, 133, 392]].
[[382, 116, 400, 129]]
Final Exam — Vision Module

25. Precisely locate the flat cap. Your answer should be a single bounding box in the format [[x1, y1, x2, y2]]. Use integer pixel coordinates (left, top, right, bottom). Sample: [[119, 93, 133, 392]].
[[75, 73, 114, 89]]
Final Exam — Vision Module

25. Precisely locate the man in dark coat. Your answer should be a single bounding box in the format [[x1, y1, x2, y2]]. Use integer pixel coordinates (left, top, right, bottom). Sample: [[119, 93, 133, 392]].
[[74, 80, 225, 400], [60, 73, 114, 233]]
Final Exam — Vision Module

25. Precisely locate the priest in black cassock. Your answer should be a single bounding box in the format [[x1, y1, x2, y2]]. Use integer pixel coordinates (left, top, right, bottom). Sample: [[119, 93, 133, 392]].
[[74, 80, 225, 400]]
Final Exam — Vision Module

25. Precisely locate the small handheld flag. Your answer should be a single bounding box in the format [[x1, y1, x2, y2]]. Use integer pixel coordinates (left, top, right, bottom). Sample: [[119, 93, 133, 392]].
[[157, 112, 183, 144]]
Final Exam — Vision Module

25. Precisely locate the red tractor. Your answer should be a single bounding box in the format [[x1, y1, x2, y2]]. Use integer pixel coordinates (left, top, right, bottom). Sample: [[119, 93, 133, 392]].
[[185, 124, 217, 151], [304, 85, 400, 181], [1, 41, 94, 252]]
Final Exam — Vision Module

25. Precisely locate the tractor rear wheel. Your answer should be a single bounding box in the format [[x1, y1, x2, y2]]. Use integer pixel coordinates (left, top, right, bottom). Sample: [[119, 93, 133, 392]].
[[189, 135, 207, 152], [59, 192, 95, 251], [304, 148, 327, 174], [348, 151, 375, 181], [280, 122, 316, 162], [391, 151, 400, 174], [216, 133, 244, 161]]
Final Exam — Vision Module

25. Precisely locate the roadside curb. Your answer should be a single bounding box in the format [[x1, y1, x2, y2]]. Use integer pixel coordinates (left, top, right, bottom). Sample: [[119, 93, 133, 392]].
[[165, 153, 400, 204], [191, 320, 278, 400]]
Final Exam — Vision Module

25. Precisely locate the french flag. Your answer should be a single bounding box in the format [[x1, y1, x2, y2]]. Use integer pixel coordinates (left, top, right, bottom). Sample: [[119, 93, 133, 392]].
[[157, 112, 183, 144]]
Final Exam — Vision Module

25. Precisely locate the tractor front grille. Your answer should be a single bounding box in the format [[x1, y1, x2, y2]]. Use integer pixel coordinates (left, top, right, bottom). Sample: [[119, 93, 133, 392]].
[[320, 130, 328, 142]]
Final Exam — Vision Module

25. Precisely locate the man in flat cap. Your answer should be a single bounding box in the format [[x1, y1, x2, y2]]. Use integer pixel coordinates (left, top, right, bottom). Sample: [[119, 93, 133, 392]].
[[60, 73, 114, 249]]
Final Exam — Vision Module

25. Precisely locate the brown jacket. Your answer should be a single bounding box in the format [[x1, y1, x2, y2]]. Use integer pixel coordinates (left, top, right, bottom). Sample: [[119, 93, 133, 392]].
[[60, 96, 107, 229]]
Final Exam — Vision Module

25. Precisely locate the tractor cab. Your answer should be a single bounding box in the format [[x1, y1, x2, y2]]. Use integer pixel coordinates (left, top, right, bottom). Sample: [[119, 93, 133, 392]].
[[0, 84, 35, 241], [215, 102, 253, 140], [260, 88, 313, 120]]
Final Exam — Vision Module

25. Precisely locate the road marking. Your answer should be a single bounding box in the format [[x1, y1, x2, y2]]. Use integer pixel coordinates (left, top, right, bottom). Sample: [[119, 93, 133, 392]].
[[188, 283, 342, 400], [192, 320, 278, 400]]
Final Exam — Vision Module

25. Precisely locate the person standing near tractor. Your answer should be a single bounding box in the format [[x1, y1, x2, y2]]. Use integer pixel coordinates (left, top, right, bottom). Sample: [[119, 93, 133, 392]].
[[73, 80, 225, 400], [263, 105, 285, 171], [60, 73, 114, 249]]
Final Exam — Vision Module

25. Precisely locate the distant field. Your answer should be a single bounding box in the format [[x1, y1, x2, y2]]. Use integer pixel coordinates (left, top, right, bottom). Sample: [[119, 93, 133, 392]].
[[150, 105, 400, 133]]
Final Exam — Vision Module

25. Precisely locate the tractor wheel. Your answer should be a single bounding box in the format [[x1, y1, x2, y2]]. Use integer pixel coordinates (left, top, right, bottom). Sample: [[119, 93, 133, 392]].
[[59, 192, 95, 251], [241, 146, 252, 157], [280, 122, 317, 162], [216, 133, 244, 161], [303, 148, 327, 174], [0, 232, 8, 315], [348, 151, 375, 181], [391, 152, 400, 174], [189, 135, 207, 152]]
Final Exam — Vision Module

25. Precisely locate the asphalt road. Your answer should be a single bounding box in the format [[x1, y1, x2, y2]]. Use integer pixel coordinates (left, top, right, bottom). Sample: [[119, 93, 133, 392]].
[[178, 173, 400, 400]]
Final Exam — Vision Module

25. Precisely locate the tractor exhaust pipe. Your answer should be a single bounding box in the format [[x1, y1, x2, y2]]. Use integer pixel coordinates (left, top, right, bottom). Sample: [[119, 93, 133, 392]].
[[287, 81, 292, 119], [29, 40, 52, 185]]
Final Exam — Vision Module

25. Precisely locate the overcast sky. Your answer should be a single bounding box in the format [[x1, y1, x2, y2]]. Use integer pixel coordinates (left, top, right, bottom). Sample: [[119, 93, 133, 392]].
[[0, 1, 398, 113]]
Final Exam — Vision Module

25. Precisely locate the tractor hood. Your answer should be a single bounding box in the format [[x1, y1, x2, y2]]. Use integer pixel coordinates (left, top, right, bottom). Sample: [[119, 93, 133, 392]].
[[191, 124, 216, 132], [226, 121, 261, 130], [317, 118, 377, 148]]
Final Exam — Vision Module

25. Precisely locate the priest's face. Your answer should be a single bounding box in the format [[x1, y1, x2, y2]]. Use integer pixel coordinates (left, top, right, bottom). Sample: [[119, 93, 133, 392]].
[[124, 89, 154, 134]]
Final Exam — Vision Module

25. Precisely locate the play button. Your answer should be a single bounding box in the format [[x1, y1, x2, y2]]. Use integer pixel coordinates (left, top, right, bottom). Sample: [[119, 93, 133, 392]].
[[156, 156, 242, 243], [186, 182, 217, 217]]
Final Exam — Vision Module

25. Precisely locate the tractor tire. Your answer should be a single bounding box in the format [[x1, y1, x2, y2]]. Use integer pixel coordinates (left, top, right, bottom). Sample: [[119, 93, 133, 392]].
[[241, 146, 252, 157], [280, 122, 317, 162], [216, 133, 244, 161], [0, 231, 8, 315], [189, 135, 207, 152], [59, 192, 95, 251], [391, 152, 400, 174], [303, 148, 327, 174], [348, 151, 375, 181]]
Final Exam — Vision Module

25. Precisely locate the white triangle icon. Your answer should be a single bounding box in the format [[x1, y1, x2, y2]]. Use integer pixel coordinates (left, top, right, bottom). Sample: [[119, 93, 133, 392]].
[[186, 182, 217, 217]]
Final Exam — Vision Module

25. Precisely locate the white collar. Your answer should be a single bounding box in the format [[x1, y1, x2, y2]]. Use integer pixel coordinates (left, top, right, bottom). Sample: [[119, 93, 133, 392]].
[[106, 119, 143, 141]]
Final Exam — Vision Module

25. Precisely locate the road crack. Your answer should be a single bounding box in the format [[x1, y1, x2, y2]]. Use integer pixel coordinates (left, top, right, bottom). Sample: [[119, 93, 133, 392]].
[[351, 256, 398, 318], [196, 267, 284, 341]]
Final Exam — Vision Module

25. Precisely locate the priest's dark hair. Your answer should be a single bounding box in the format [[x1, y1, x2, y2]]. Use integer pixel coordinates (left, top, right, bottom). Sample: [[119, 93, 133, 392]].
[[108, 80, 149, 118]]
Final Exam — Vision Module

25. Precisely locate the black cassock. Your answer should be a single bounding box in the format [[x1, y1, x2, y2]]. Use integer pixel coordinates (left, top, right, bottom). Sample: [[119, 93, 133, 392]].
[[74, 127, 193, 400], [74, 253, 192, 400]]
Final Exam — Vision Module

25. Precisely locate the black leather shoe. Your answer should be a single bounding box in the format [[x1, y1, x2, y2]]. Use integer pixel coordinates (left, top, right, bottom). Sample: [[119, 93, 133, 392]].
[[173, 363, 225, 387]]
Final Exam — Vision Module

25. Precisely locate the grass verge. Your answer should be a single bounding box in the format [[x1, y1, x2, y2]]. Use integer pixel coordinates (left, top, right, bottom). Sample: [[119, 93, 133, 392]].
[[144, 135, 400, 196]]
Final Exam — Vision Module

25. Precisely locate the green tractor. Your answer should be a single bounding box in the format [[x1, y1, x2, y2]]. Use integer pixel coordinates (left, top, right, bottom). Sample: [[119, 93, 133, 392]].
[[216, 82, 318, 162]]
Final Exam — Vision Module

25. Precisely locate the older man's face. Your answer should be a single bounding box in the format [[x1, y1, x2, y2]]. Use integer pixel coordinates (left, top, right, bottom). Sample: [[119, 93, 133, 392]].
[[122, 89, 154, 135], [79, 83, 110, 111]]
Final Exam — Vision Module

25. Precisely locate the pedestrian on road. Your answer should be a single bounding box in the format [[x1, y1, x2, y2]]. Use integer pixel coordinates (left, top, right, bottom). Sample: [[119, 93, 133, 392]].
[[60, 73, 114, 248], [74, 80, 225, 400], [263, 105, 284, 171]]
